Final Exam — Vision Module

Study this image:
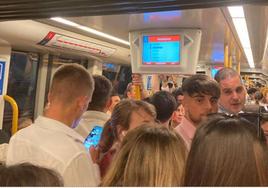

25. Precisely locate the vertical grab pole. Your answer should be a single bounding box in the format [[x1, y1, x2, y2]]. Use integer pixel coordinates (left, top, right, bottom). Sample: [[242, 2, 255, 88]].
[[224, 44, 229, 68], [3, 95, 18, 135], [236, 51, 241, 74]]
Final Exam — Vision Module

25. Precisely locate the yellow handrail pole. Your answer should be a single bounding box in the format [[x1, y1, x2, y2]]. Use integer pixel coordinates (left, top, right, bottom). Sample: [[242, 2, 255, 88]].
[[237, 51, 241, 74], [229, 55, 233, 68], [224, 44, 229, 68], [3, 95, 18, 135]]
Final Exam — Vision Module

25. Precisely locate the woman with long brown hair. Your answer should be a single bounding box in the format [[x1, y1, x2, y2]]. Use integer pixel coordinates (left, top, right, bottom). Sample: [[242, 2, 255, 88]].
[[184, 114, 268, 186]]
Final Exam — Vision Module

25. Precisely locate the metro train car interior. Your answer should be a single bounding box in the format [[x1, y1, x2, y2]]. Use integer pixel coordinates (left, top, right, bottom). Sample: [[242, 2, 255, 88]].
[[0, 0, 268, 186]]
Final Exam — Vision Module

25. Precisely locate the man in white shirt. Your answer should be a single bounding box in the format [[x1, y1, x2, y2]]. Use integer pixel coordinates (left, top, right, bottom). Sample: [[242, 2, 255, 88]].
[[7, 64, 100, 186], [75, 75, 112, 139]]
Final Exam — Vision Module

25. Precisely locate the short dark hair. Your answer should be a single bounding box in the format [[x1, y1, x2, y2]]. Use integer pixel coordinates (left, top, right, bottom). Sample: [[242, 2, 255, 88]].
[[248, 87, 257, 95], [149, 91, 177, 123], [184, 114, 268, 186], [172, 87, 183, 98], [88, 75, 113, 111], [214, 67, 240, 83], [182, 75, 220, 98], [111, 88, 120, 98], [0, 163, 63, 186]]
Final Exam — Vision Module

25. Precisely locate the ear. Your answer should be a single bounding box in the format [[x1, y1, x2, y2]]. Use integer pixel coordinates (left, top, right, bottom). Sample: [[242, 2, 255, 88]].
[[106, 98, 112, 109], [47, 92, 52, 103], [117, 125, 127, 141]]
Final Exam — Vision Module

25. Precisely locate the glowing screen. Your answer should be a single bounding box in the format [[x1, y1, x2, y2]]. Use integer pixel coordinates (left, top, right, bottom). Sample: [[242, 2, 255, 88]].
[[142, 35, 180, 65], [211, 66, 223, 78]]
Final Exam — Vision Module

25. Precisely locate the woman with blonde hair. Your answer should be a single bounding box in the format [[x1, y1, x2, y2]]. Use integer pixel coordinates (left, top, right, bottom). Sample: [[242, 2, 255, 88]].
[[101, 124, 187, 186], [184, 114, 268, 186]]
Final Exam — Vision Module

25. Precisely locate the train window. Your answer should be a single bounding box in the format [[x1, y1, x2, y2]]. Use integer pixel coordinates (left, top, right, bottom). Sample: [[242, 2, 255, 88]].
[[3, 51, 39, 136], [102, 63, 119, 81], [117, 66, 132, 95]]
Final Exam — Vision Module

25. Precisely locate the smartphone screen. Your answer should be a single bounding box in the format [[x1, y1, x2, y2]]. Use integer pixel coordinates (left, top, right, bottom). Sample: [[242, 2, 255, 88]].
[[83, 126, 103, 150]]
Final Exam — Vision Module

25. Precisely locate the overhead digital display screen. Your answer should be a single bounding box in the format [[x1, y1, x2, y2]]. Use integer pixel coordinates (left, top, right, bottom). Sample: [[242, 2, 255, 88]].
[[142, 35, 180, 65]]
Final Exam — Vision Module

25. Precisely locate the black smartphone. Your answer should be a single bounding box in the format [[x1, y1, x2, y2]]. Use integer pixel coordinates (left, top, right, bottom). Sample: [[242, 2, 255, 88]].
[[83, 126, 103, 150]]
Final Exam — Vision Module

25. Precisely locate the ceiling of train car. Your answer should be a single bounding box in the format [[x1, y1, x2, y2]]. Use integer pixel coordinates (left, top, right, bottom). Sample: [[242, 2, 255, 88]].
[[0, 0, 268, 21], [40, 4, 268, 70], [40, 8, 241, 67], [242, 5, 268, 69]]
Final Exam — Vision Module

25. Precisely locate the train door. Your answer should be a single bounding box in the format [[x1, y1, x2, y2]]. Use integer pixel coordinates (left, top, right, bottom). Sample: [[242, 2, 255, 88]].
[[2, 51, 39, 140]]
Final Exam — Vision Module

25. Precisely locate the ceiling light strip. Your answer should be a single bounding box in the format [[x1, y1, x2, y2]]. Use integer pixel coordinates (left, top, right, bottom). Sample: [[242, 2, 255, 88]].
[[50, 17, 130, 46], [227, 6, 254, 68]]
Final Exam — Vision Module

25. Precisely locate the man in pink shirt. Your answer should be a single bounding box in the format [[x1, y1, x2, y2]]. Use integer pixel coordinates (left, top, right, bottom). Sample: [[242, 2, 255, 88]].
[[175, 75, 220, 150]]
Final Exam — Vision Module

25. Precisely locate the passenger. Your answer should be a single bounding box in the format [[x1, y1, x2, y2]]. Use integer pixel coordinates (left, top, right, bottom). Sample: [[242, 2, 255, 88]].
[[184, 114, 268, 186], [172, 87, 184, 104], [254, 91, 264, 105], [75, 75, 112, 139], [101, 124, 187, 186], [96, 99, 156, 178], [0, 163, 63, 186], [7, 64, 100, 186], [214, 67, 246, 114], [175, 74, 220, 150], [171, 87, 185, 128], [170, 102, 185, 129], [124, 74, 148, 99], [148, 91, 177, 127], [124, 82, 136, 99], [247, 87, 258, 104], [106, 89, 121, 115]]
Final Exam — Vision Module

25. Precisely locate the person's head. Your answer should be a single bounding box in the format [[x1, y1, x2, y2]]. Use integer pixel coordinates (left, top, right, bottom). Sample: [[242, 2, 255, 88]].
[[172, 87, 184, 104], [182, 74, 220, 126], [102, 124, 187, 186], [99, 99, 156, 151], [88, 75, 112, 112], [124, 83, 135, 99], [254, 91, 263, 105], [247, 87, 257, 100], [0, 163, 63, 186], [46, 64, 94, 124], [149, 91, 177, 125], [107, 89, 121, 114], [184, 114, 268, 186], [214, 67, 246, 114], [171, 103, 185, 128]]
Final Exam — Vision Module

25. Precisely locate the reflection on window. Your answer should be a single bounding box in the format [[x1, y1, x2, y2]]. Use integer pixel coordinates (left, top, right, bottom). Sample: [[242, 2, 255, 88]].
[[3, 51, 39, 136]]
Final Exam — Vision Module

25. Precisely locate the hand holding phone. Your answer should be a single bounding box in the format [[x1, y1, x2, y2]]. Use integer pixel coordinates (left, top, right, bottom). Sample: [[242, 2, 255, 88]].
[[84, 126, 103, 150]]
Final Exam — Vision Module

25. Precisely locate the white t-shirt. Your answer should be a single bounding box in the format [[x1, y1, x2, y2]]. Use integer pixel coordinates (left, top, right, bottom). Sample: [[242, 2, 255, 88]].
[[75, 111, 110, 139], [6, 116, 100, 186]]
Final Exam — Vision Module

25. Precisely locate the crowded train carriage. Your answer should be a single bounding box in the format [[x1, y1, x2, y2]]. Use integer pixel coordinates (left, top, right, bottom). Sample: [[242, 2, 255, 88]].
[[0, 0, 268, 186]]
